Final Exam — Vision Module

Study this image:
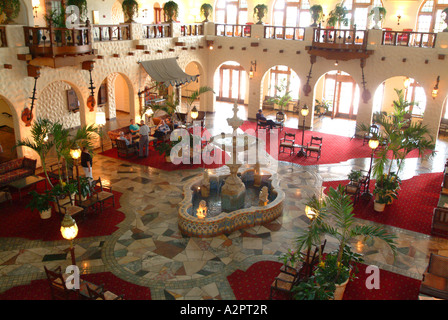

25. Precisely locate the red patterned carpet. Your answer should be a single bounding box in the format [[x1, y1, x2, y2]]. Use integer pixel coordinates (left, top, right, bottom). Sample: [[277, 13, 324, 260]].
[[240, 121, 434, 166], [227, 261, 421, 300], [0, 181, 125, 241], [0, 272, 151, 300], [322, 172, 443, 236]]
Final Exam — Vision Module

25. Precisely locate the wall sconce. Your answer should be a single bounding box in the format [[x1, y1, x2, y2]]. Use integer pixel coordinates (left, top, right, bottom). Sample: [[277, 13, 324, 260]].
[[397, 15, 401, 25], [32, 0, 39, 18], [432, 76, 440, 99], [249, 60, 257, 79], [206, 40, 214, 50], [334, 60, 339, 66]]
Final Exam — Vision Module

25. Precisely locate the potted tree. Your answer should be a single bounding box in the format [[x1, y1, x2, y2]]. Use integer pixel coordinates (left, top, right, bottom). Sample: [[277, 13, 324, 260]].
[[310, 4, 323, 27], [163, 1, 179, 23], [26, 190, 53, 219], [327, 1, 349, 29], [314, 99, 332, 117], [267, 79, 292, 118], [346, 169, 362, 193], [0, 0, 20, 24], [122, 0, 139, 23], [200, 3, 213, 22], [295, 185, 397, 300], [67, 0, 88, 23], [253, 4, 268, 25], [369, 6, 386, 29]]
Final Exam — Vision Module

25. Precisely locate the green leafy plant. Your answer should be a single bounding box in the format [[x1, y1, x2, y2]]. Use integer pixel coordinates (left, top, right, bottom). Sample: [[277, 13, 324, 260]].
[[279, 249, 302, 268], [373, 172, 401, 204], [45, 7, 67, 28], [253, 4, 268, 25], [368, 6, 387, 21], [163, 1, 179, 22], [200, 3, 213, 22], [310, 5, 323, 27], [122, 0, 139, 23], [183, 86, 214, 119], [77, 177, 92, 198], [67, 0, 88, 23], [0, 0, 20, 24], [327, 1, 349, 28], [267, 79, 292, 113], [292, 274, 335, 300], [26, 190, 53, 213], [314, 99, 332, 115], [347, 169, 362, 183]]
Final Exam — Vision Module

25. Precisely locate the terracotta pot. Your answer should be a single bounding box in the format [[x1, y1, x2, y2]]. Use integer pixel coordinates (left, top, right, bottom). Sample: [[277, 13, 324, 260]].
[[374, 200, 386, 212], [40, 208, 52, 219], [333, 277, 349, 300]]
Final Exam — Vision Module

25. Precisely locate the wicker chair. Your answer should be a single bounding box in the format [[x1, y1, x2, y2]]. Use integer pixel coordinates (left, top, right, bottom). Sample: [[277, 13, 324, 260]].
[[116, 139, 138, 158]]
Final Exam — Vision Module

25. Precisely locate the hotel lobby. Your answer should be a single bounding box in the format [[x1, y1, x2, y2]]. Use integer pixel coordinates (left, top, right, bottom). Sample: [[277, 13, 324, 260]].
[[0, 0, 448, 303]]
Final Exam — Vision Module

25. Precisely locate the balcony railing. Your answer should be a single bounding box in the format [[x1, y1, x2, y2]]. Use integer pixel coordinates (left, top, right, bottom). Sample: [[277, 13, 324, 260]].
[[23, 26, 92, 57], [264, 26, 305, 41], [92, 24, 131, 42], [382, 30, 437, 48], [0, 26, 7, 47], [180, 23, 203, 36], [215, 24, 251, 37], [142, 23, 172, 39], [313, 28, 368, 47]]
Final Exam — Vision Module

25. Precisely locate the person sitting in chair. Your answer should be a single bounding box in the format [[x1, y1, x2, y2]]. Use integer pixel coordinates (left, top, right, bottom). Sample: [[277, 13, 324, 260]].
[[129, 119, 140, 136], [118, 131, 139, 149], [154, 120, 171, 139], [256, 109, 277, 129]]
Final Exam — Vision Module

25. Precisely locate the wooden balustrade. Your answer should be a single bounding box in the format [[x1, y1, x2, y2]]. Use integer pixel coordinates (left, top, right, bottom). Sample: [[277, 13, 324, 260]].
[[180, 23, 203, 36], [215, 24, 251, 37], [92, 24, 131, 42], [313, 27, 368, 47], [382, 30, 437, 48], [264, 26, 305, 41], [23, 26, 92, 58], [142, 23, 172, 39], [0, 26, 7, 47]]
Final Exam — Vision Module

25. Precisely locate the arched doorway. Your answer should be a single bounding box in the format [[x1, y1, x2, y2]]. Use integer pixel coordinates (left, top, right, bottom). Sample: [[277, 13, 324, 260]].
[[112, 0, 125, 24], [0, 96, 18, 163]]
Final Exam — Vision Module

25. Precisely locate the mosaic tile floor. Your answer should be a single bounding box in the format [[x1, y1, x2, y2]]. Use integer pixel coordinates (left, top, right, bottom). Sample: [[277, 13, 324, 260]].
[[2, 112, 448, 300]]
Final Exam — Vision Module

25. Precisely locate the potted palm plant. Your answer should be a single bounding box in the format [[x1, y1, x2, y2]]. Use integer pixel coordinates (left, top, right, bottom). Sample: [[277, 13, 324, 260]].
[[369, 6, 386, 29], [0, 0, 20, 24], [314, 99, 332, 116], [183, 86, 214, 122], [26, 190, 53, 219], [122, 0, 139, 23], [200, 3, 213, 22], [346, 169, 362, 193], [327, 1, 349, 28], [310, 4, 323, 27], [163, 1, 179, 23], [253, 4, 268, 25], [295, 185, 398, 300], [267, 79, 292, 116]]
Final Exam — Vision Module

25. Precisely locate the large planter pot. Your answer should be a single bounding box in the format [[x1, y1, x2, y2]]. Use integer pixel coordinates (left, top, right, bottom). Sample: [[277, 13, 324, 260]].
[[333, 277, 349, 300], [374, 200, 386, 212], [39, 208, 52, 219]]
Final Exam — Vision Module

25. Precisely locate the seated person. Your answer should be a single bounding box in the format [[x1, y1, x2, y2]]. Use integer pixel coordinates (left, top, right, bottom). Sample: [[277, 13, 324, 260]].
[[165, 117, 179, 130], [154, 120, 171, 139], [118, 131, 139, 149], [129, 119, 140, 136], [256, 109, 277, 129]]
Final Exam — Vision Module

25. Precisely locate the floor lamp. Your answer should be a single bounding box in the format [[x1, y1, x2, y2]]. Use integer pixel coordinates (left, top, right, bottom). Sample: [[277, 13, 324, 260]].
[[95, 111, 106, 152], [297, 105, 309, 157], [60, 214, 78, 266], [362, 136, 379, 199]]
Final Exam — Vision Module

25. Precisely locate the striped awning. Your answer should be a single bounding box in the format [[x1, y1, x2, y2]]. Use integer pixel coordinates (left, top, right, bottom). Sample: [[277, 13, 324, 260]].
[[139, 58, 199, 87]]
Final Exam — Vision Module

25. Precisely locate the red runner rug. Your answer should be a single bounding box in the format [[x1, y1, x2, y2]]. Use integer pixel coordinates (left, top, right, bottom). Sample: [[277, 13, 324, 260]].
[[227, 261, 421, 300], [322, 172, 444, 236], [0, 181, 125, 241], [0, 272, 151, 300], [240, 121, 434, 166]]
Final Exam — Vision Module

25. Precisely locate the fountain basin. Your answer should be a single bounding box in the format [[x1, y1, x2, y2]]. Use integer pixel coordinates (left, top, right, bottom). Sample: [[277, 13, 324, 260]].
[[178, 168, 284, 238]]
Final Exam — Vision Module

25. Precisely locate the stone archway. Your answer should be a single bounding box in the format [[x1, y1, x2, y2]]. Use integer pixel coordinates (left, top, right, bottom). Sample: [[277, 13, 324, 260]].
[[0, 95, 18, 163]]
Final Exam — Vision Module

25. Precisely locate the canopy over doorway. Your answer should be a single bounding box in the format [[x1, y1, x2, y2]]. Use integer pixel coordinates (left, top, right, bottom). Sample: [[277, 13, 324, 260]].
[[139, 58, 199, 87]]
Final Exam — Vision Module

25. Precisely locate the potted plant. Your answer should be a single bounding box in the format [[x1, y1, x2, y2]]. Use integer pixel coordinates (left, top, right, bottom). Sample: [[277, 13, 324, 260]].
[[67, 0, 88, 23], [253, 4, 268, 25], [77, 177, 92, 201], [122, 0, 139, 23], [295, 185, 397, 300], [267, 79, 292, 116], [163, 1, 179, 23], [314, 99, 331, 116], [346, 169, 362, 193], [292, 273, 335, 300], [200, 3, 213, 22], [327, 1, 349, 29], [373, 172, 401, 208], [279, 248, 302, 269], [310, 4, 323, 27], [369, 6, 386, 29], [156, 140, 177, 162], [0, 0, 20, 24], [26, 190, 53, 219]]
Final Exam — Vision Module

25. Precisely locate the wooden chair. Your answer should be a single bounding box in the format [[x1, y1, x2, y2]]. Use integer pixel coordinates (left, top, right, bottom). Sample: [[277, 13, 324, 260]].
[[363, 124, 380, 145], [48, 162, 74, 183], [86, 283, 124, 300], [306, 136, 323, 160], [270, 264, 302, 300], [419, 253, 448, 300], [77, 184, 100, 215], [431, 207, 448, 237], [91, 177, 115, 213], [383, 28, 393, 43], [274, 112, 285, 131], [55, 193, 85, 222], [116, 139, 138, 158], [256, 118, 270, 131], [345, 182, 361, 203], [279, 132, 295, 155], [44, 266, 78, 300]]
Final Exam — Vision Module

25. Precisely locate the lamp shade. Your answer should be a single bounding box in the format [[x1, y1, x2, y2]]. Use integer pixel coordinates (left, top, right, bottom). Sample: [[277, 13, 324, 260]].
[[368, 137, 379, 149], [305, 205, 318, 220], [96, 111, 106, 126], [191, 106, 199, 120], [70, 145, 81, 160], [60, 214, 78, 241], [145, 107, 154, 116], [301, 105, 309, 117], [432, 88, 438, 99], [32, 0, 40, 8]]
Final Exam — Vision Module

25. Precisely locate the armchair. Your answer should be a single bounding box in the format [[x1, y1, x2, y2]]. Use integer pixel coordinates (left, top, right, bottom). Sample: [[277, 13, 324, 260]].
[[55, 193, 85, 222], [91, 177, 115, 213], [419, 253, 448, 299], [275, 112, 285, 131], [116, 139, 138, 158], [256, 118, 270, 131], [306, 136, 323, 160], [279, 132, 295, 155], [44, 266, 79, 300]]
